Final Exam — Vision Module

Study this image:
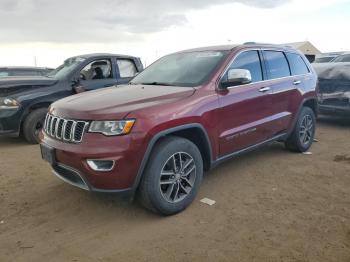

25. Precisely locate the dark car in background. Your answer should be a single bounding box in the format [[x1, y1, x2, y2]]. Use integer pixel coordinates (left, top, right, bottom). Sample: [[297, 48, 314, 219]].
[[0, 66, 53, 77], [0, 53, 143, 143]]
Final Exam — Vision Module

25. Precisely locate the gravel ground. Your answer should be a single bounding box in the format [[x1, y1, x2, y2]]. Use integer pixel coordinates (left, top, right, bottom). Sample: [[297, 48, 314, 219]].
[[0, 116, 349, 262]]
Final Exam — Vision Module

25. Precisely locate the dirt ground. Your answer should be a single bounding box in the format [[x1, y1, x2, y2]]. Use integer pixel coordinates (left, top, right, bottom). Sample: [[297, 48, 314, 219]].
[[0, 116, 350, 262]]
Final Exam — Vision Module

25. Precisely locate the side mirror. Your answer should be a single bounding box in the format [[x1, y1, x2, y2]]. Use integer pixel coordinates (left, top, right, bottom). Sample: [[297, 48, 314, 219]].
[[221, 69, 252, 88], [71, 78, 86, 93]]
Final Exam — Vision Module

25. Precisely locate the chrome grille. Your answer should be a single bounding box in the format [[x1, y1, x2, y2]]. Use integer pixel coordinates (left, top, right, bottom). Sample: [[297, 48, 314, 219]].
[[44, 114, 88, 143]]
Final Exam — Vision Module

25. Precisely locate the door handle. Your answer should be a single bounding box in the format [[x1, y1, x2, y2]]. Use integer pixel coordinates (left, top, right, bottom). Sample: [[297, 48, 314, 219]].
[[293, 80, 301, 85], [259, 87, 271, 92]]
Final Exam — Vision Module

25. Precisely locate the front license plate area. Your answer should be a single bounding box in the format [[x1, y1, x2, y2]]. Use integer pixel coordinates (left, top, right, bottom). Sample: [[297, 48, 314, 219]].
[[40, 144, 56, 166]]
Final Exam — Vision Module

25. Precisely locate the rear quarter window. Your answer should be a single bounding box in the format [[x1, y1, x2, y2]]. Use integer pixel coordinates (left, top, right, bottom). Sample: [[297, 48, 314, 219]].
[[286, 53, 310, 75], [263, 51, 290, 79]]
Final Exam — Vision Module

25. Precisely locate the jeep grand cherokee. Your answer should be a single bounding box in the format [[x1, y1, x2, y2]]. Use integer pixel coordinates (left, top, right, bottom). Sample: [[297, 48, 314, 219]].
[[40, 44, 318, 215]]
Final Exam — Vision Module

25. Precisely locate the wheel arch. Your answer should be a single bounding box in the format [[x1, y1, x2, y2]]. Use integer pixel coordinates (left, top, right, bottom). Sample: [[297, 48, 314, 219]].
[[131, 123, 213, 197], [302, 98, 318, 117], [20, 102, 51, 133]]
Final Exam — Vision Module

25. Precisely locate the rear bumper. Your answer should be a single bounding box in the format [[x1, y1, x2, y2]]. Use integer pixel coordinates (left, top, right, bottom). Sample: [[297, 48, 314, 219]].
[[0, 108, 22, 137]]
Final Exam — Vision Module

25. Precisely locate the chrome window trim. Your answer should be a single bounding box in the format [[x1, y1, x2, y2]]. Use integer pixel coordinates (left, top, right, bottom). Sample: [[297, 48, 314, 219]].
[[217, 48, 312, 90]]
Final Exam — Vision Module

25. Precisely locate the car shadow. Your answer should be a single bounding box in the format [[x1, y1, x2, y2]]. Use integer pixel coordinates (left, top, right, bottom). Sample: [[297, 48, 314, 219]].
[[0, 136, 30, 147], [317, 115, 350, 128]]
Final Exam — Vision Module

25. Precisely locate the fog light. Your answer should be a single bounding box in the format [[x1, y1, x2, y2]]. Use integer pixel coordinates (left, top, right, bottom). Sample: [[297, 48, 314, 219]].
[[87, 160, 115, 172]]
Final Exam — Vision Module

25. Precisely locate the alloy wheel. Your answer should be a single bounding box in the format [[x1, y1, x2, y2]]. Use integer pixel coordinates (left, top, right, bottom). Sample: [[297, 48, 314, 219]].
[[159, 152, 196, 203], [299, 114, 314, 146]]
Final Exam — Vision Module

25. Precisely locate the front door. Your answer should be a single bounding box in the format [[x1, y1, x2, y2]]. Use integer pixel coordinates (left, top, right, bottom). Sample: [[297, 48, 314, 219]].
[[217, 50, 274, 157]]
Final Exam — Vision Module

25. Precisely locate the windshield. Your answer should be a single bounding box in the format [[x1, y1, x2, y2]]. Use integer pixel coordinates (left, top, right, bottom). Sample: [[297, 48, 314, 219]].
[[314, 57, 335, 63], [47, 57, 86, 79], [131, 51, 229, 87], [332, 54, 350, 63]]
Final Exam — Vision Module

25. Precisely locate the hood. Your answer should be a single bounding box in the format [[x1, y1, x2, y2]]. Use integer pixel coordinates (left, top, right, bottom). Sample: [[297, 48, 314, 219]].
[[51, 84, 195, 119], [0, 76, 58, 96], [313, 62, 350, 81]]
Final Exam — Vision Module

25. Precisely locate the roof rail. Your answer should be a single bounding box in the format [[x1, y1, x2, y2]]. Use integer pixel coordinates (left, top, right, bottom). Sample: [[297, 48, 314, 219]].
[[243, 42, 273, 45]]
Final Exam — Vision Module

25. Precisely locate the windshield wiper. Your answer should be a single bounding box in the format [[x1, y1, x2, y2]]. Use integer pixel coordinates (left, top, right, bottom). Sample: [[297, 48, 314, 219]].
[[136, 82, 177, 86]]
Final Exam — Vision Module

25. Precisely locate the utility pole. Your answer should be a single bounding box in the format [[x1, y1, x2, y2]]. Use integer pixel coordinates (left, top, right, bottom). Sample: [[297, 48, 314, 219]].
[[34, 56, 37, 67]]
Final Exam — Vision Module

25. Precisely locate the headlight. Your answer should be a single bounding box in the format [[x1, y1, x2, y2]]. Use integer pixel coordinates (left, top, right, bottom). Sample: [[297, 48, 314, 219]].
[[88, 120, 135, 136], [0, 97, 20, 109]]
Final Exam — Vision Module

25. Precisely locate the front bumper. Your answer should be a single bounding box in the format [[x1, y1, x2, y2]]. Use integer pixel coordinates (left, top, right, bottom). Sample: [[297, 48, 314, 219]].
[[0, 107, 23, 136], [41, 130, 148, 192]]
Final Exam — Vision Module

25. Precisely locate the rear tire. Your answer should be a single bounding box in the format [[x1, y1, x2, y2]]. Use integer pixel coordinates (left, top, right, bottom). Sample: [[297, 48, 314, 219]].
[[23, 108, 48, 144], [285, 106, 316, 152], [138, 136, 203, 216]]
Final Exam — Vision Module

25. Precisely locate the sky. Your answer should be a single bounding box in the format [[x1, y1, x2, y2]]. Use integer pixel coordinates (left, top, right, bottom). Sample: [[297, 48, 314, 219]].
[[0, 0, 349, 68]]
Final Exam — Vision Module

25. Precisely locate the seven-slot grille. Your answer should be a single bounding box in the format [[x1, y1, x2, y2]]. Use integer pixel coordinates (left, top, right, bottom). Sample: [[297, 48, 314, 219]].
[[44, 114, 88, 143]]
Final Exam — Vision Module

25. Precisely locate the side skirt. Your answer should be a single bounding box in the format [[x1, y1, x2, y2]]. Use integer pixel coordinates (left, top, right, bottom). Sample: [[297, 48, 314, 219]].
[[211, 133, 287, 168]]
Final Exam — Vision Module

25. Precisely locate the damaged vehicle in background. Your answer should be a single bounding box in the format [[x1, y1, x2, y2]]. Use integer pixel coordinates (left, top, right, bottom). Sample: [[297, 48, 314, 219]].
[[313, 62, 350, 116], [0, 53, 143, 143], [313, 52, 343, 63]]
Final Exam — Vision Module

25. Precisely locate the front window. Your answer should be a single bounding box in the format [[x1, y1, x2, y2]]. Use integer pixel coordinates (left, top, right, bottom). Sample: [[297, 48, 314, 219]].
[[79, 59, 112, 80], [47, 57, 86, 79], [224, 50, 263, 83], [131, 51, 229, 87]]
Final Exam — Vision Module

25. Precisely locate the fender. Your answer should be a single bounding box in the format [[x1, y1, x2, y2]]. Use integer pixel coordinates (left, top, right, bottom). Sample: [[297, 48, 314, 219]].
[[286, 96, 318, 138], [130, 123, 213, 197]]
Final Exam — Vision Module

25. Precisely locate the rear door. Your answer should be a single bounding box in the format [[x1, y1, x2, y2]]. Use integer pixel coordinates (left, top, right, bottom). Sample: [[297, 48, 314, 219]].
[[217, 50, 275, 156], [262, 50, 309, 133]]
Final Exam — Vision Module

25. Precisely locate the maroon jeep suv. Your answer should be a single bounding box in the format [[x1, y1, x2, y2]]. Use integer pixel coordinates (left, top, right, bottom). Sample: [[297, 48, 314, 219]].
[[40, 43, 318, 215]]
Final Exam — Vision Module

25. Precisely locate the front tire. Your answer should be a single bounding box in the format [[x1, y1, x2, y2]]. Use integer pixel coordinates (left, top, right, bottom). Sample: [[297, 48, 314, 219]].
[[285, 106, 316, 152], [23, 108, 48, 144], [138, 136, 203, 215]]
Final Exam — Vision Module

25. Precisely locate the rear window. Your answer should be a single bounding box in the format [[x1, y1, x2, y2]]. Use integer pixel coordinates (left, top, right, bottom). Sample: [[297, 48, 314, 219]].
[[286, 53, 309, 75], [263, 51, 290, 79]]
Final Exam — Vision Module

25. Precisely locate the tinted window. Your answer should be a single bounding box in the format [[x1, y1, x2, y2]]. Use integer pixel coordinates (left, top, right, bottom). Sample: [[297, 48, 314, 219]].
[[286, 53, 309, 75], [225, 50, 262, 82], [117, 59, 137, 78], [263, 51, 290, 79]]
